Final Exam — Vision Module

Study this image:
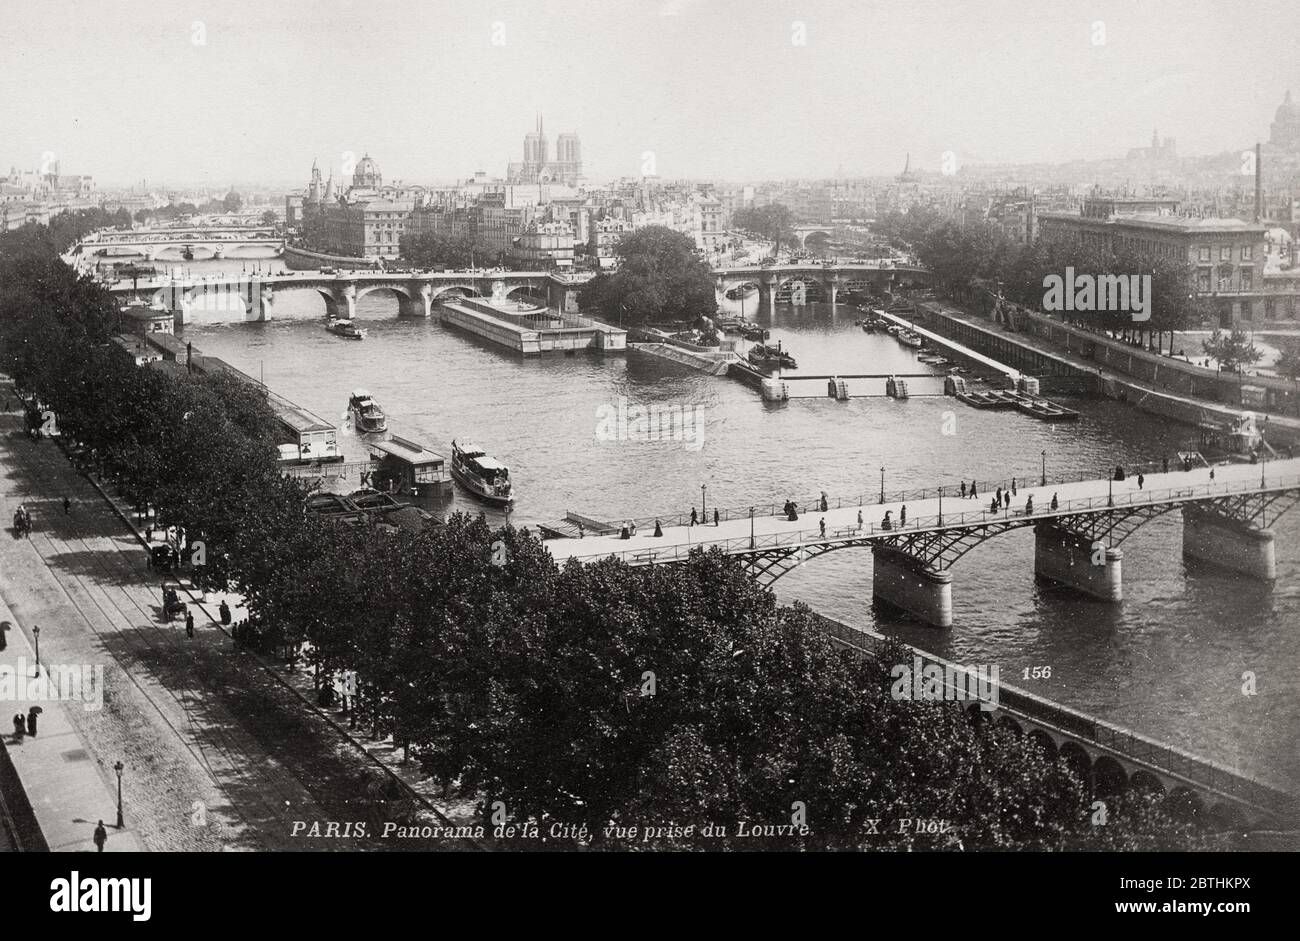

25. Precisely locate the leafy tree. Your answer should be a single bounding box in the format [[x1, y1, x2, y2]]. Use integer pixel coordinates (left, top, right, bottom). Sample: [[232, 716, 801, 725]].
[[399, 231, 497, 269], [578, 226, 716, 325], [1202, 328, 1262, 374], [734, 204, 794, 255]]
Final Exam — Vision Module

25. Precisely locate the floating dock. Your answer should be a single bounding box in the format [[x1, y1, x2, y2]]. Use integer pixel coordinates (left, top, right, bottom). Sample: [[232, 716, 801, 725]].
[[439, 296, 626, 356]]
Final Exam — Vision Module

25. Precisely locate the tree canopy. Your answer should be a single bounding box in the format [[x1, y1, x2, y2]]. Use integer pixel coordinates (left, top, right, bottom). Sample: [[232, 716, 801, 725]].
[[734, 204, 794, 255], [578, 225, 717, 326], [399, 231, 498, 269]]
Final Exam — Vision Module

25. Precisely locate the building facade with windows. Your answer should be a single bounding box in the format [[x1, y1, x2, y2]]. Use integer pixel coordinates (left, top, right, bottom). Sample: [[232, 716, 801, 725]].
[[1038, 205, 1268, 325]]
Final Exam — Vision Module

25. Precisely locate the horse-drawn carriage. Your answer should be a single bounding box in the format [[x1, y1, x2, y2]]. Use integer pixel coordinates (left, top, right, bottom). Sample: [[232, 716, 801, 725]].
[[161, 582, 187, 622]]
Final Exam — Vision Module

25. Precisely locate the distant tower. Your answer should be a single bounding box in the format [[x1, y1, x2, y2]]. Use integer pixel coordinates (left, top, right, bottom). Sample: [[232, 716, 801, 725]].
[[323, 171, 334, 202], [308, 159, 322, 202]]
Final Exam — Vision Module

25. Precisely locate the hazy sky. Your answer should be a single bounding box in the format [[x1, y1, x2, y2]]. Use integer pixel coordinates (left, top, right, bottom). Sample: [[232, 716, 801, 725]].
[[1, 0, 1297, 187]]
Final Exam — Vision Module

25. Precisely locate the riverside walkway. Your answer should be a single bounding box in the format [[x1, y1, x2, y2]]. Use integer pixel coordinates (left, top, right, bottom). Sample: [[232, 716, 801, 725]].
[[0, 382, 462, 850]]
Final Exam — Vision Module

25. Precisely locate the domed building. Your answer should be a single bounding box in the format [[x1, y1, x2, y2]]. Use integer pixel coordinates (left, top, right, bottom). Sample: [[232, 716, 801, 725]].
[[297, 153, 428, 261], [352, 154, 382, 190], [1269, 90, 1300, 152]]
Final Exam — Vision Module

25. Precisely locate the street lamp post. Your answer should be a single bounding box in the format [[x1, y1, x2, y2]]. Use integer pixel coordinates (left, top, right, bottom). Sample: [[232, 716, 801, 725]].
[[938, 487, 943, 526], [701, 484, 707, 520], [114, 761, 124, 829], [749, 506, 756, 549], [879, 466, 885, 504], [32, 626, 40, 677], [1108, 475, 1114, 507], [1041, 449, 1047, 487]]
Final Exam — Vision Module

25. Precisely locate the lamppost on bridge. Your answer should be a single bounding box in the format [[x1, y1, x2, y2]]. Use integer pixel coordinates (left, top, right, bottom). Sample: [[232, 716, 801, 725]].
[[749, 506, 756, 549], [114, 760, 125, 829], [1108, 475, 1114, 507], [1041, 449, 1047, 487], [879, 466, 885, 504], [937, 487, 943, 526], [701, 484, 707, 520], [32, 625, 40, 678]]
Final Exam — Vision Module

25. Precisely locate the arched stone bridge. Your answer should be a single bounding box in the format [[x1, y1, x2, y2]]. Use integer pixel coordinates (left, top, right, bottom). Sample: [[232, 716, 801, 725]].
[[108, 270, 590, 321], [714, 261, 930, 306], [76, 226, 283, 261]]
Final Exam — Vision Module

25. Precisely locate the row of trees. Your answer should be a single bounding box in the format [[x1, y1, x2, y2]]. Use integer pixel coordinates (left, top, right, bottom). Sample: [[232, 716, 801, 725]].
[[877, 206, 1209, 353], [0, 216, 1211, 848], [398, 231, 499, 270]]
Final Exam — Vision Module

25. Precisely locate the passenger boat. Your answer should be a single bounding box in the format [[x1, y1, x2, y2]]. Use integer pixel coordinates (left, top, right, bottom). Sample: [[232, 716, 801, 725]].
[[896, 329, 924, 348], [326, 318, 367, 340], [451, 440, 515, 506], [348, 389, 388, 434]]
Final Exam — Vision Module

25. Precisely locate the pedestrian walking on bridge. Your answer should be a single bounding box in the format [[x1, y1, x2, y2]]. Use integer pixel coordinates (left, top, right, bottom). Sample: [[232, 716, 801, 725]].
[[900, 504, 907, 526], [959, 480, 966, 498]]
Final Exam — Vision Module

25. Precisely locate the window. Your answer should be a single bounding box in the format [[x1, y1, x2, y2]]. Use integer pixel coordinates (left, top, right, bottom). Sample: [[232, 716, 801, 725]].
[[1197, 269, 1211, 292], [1220, 245, 1232, 262], [1241, 244, 1253, 261], [1240, 269, 1252, 290], [1198, 246, 1211, 262]]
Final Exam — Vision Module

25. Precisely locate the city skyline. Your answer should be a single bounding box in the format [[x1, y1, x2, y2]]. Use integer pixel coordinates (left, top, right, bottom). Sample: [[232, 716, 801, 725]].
[[2, 0, 1298, 188]]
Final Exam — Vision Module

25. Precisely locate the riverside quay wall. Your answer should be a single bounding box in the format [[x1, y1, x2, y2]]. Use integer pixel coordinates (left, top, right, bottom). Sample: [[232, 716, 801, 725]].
[[912, 301, 1300, 446]]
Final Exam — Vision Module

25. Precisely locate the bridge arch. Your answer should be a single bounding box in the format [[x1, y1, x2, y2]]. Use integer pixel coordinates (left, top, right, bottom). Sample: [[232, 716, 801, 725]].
[[741, 500, 1199, 590], [1093, 756, 1129, 798], [430, 284, 484, 303], [777, 276, 825, 303], [504, 283, 548, 305]]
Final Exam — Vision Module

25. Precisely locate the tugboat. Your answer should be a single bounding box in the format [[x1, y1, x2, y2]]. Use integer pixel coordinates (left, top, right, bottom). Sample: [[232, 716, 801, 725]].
[[326, 318, 367, 340], [895, 329, 924, 349], [348, 389, 388, 434], [738, 322, 770, 341], [748, 341, 797, 370], [451, 440, 515, 506]]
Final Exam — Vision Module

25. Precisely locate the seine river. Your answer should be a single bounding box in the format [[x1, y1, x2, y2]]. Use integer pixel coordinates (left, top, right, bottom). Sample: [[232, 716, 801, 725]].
[[171, 256, 1299, 790]]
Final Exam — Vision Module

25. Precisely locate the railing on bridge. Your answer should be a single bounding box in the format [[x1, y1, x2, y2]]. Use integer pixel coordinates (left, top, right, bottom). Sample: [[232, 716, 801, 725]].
[[557, 472, 1300, 565], [582, 458, 1266, 534], [814, 617, 1299, 821]]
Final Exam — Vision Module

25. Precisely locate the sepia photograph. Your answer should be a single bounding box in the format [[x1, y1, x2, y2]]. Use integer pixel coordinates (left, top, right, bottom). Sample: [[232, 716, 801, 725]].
[[0, 0, 1296, 919]]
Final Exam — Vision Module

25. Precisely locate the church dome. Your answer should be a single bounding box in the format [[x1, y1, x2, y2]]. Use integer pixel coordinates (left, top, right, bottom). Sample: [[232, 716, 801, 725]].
[[353, 154, 382, 188]]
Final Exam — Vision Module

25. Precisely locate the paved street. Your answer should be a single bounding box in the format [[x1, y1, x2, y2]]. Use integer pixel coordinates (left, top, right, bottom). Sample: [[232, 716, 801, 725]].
[[0, 389, 457, 851]]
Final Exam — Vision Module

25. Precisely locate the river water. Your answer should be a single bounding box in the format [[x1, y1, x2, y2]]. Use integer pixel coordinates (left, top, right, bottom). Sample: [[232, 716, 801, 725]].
[[171, 255, 1300, 790]]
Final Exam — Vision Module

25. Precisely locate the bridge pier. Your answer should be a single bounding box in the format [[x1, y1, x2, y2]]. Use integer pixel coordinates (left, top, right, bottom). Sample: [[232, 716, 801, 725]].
[[399, 284, 432, 318], [871, 546, 953, 628], [332, 284, 357, 320], [1034, 523, 1123, 602], [1182, 506, 1276, 580], [259, 285, 274, 322], [824, 274, 839, 306]]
